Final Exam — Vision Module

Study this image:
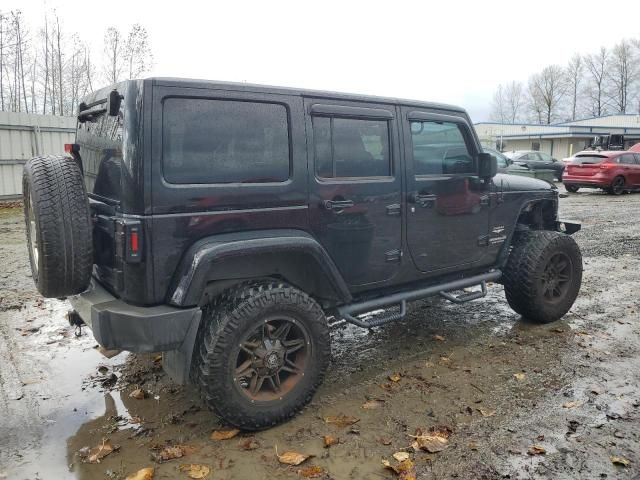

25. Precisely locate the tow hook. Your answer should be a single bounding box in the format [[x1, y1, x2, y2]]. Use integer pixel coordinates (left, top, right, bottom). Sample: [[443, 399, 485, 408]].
[[67, 310, 85, 337]]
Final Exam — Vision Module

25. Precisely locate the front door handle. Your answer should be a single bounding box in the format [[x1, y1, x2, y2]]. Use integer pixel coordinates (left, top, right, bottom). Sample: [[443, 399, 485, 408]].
[[323, 199, 354, 211], [411, 193, 436, 208]]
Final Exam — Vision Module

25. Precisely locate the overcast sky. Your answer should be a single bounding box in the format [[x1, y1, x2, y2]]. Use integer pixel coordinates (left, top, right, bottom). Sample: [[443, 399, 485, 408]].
[[6, 0, 640, 121]]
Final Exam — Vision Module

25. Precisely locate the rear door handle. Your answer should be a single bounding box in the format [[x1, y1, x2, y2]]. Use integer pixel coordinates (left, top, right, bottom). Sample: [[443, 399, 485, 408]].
[[323, 199, 354, 211], [411, 193, 436, 208]]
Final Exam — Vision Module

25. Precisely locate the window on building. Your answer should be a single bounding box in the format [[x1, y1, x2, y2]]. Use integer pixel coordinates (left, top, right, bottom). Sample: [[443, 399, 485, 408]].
[[531, 142, 541, 151], [162, 98, 290, 184], [410, 121, 474, 175], [312, 117, 391, 178]]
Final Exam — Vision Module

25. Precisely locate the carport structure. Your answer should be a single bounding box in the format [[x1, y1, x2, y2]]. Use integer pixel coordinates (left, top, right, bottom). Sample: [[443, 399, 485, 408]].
[[476, 114, 640, 159]]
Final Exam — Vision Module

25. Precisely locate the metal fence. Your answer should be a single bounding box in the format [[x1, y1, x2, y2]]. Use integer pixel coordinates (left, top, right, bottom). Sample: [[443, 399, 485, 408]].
[[0, 111, 76, 200]]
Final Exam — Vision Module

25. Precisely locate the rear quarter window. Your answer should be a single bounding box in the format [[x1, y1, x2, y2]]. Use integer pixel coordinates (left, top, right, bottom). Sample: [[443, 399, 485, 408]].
[[162, 98, 291, 184], [76, 103, 124, 200]]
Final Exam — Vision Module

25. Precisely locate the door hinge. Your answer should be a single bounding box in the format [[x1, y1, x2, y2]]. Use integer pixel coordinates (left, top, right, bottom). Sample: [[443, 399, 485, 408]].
[[385, 249, 402, 263]]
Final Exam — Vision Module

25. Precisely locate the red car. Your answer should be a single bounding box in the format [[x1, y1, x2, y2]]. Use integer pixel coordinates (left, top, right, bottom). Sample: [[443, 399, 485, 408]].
[[562, 151, 640, 195]]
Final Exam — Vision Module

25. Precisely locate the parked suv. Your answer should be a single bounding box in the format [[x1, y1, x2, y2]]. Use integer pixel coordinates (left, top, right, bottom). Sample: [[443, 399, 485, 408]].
[[562, 151, 640, 194], [23, 78, 582, 430]]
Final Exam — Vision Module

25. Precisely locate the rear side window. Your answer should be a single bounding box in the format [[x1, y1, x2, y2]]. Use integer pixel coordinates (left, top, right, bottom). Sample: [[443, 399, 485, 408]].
[[618, 154, 637, 165], [410, 121, 474, 175], [162, 98, 290, 184], [312, 117, 391, 178]]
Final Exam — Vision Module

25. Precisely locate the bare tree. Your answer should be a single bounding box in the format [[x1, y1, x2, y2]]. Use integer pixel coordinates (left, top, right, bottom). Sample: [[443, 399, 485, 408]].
[[505, 80, 524, 123], [490, 84, 508, 123], [1, 12, 153, 114], [527, 65, 566, 124], [123, 24, 152, 79], [103, 27, 123, 83], [584, 47, 610, 117], [608, 39, 638, 113], [565, 54, 583, 121], [0, 12, 7, 111]]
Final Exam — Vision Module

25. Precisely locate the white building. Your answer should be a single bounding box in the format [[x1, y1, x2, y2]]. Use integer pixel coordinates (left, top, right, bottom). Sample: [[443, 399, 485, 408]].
[[475, 114, 640, 159]]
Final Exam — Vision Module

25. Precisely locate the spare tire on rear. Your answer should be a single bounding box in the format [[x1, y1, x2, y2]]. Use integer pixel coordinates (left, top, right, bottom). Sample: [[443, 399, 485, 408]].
[[23, 155, 93, 298]]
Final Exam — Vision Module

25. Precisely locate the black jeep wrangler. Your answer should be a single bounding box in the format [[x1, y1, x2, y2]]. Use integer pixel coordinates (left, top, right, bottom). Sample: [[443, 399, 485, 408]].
[[23, 78, 582, 430]]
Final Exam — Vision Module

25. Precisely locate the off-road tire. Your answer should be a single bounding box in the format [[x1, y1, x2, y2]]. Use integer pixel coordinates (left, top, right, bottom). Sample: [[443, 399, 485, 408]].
[[192, 281, 331, 430], [503, 230, 582, 323], [23, 155, 93, 297], [565, 184, 579, 193]]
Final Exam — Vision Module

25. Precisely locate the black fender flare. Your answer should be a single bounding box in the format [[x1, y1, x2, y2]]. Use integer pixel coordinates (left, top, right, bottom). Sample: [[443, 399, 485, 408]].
[[168, 229, 352, 307], [495, 194, 559, 268]]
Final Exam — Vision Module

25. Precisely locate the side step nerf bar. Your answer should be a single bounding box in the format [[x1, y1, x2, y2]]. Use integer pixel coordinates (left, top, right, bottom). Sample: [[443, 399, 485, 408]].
[[337, 270, 502, 328]]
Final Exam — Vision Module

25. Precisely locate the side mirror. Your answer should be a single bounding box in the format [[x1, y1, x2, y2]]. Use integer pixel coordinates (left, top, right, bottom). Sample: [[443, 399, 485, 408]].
[[108, 89, 123, 116], [478, 152, 497, 179]]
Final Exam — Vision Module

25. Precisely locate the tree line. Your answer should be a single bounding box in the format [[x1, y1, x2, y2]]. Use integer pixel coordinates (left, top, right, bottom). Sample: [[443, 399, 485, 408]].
[[490, 38, 640, 125], [0, 10, 152, 116]]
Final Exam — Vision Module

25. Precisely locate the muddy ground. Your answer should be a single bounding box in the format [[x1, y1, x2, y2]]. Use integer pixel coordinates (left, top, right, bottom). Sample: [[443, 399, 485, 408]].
[[1, 187, 639, 480]]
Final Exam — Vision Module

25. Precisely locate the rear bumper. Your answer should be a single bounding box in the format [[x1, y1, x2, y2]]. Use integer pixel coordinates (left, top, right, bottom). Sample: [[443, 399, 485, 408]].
[[562, 174, 610, 188], [69, 278, 201, 353]]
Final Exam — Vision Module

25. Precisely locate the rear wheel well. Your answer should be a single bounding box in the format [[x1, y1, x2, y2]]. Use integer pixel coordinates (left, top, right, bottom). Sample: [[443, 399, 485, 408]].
[[196, 251, 347, 309]]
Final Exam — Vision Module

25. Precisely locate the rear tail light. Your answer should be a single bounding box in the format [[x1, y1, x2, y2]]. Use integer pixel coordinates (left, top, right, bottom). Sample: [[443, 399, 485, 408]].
[[115, 220, 142, 263], [130, 230, 139, 255], [599, 162, 616, 169], [64, 143, 79, 154]]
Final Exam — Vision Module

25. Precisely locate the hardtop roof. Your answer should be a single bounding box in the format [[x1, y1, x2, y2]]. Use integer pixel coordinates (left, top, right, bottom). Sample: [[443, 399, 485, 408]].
[[148, 77, 467, 114]]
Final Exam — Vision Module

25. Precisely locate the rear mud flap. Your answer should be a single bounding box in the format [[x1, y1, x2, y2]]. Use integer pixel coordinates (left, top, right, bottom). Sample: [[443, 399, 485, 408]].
[[162, 310, 202, 385]]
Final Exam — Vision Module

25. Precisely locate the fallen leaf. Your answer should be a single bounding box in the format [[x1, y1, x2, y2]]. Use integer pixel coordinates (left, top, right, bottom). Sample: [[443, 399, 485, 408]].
[[129, 388, 146, 400], [179, 464, 210, 479], [562, 401, 581, 409], [610, 455, 630, 467], [276, 450, 313, 466], [410, 426, 452, 453], [393, 451, 410, 462], [211, 429, 240, 441], [324, 415, 360, 427], [85, 439, 117, 463], [126, 467, 154, 480], [513, 373, 526, 381], [527, 445, 546, 456], [238, 437, 260, 450], [468, 441, 479, 450], [433, 335, 445, 342], [323, 435, 339, 448], [389, 373, 402, 382], [151, 445, 194, 463], [362, 399, 384, 410], [382, 458, 417, 480], [478, 408, 496, 417], [297, 466, 325, 478], [379, 437, 392, 446]]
